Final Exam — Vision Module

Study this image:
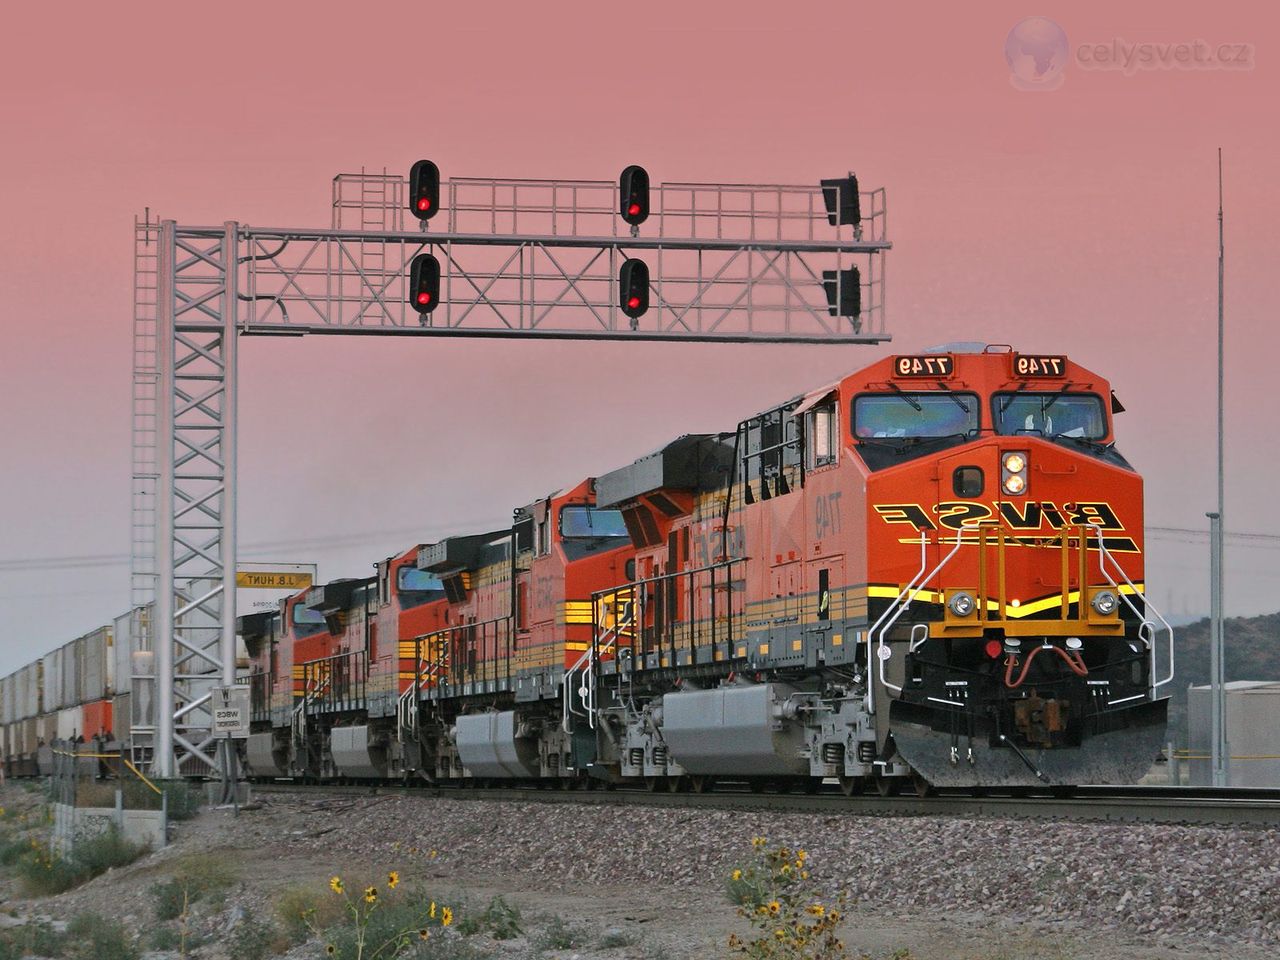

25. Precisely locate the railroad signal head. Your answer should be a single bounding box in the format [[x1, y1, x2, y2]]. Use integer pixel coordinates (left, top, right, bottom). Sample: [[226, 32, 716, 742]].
[[820, 174, 861, 228], [822, 266, 861, 321], [409, 159, 441, 222], [619, 165, 650, 226], [619, 258, 650, 321], [409, 253, 441, 314]]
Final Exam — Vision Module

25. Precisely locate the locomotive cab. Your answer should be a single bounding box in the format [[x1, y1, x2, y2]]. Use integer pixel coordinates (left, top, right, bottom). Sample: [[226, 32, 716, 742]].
[[851, 346, 1171, 787]]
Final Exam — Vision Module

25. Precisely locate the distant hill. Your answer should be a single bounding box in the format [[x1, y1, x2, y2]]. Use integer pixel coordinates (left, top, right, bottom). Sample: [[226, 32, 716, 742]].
[[1165, 611, 1280, 742]]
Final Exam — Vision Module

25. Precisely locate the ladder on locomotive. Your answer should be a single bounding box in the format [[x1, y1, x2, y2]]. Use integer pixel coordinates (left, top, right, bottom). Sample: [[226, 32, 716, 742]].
[[563, 594, 636, 732]]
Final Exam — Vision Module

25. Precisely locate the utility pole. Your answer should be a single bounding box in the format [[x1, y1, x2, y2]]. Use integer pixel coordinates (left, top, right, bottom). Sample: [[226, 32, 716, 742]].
[[1209, 148, 1228, 788]]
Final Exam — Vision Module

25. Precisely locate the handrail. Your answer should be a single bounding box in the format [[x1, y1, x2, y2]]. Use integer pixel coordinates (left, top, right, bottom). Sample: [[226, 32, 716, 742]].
[[416, 615, 513, 694], [563, 609, 633, 732], [592, 557, 745, 670], [1093, 524, 1175, 692], [865, 532, 930, 711]]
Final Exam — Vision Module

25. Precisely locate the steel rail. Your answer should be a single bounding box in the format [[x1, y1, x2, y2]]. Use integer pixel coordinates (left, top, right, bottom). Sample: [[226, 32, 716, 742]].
[[250, 782, 1280, 828]]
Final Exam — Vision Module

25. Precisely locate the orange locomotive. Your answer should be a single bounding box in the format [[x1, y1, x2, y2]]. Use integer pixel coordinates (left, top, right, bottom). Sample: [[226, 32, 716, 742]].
[[590, 344, 1169, 791], [239, 345, 1171, 791]]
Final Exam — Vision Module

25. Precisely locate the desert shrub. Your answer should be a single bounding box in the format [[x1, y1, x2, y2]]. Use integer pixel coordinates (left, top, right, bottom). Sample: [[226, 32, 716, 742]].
[[0, 835, 29, 866], [71, 826, 147, 876], [152, 779, 203, 820], [151, 877, 188, 921], [150, 851, 236, 919], [17, 827, 146, 896], [65, 912, 139, 960], [277, 883, 348, 943], [227, 912, 280, 960], [533, 915, 587, 951], [410, 934, 492, 959], [599, 927, 636, 948], [0, 920, 65, 960], [456, 895, 522, 940], [149, 925, 181, 950]]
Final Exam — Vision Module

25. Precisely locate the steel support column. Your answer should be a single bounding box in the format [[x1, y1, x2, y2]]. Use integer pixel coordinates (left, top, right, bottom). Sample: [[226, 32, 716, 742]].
[[155, 221, 176, 778]]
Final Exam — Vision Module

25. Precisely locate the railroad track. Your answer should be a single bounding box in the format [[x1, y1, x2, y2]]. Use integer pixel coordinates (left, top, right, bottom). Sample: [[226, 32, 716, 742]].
[[251, 781, 1280, 828]]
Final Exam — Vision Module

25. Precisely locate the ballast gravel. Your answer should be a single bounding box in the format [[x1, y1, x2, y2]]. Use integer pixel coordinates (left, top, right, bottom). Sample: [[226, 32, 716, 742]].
[[298, 793, 1280, 951]]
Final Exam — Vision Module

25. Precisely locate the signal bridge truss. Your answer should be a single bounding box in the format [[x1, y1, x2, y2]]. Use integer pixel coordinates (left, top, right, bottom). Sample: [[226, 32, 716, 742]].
[[130, 170, 892, 777]]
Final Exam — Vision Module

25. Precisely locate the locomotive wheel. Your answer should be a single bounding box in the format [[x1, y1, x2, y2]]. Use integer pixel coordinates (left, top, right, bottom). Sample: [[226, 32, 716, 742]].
[[644, 776, 662, 792], [911, 774, 935, 798], [801, 777, 820, 795], [874, 776, 902, 797], [837, 774, 864, 797], [689, 775, 715, 794], [666, 775, 687, 793]]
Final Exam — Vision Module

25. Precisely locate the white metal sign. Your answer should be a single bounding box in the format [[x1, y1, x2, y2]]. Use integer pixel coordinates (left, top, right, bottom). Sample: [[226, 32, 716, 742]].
[[212, 685, 250, 738]]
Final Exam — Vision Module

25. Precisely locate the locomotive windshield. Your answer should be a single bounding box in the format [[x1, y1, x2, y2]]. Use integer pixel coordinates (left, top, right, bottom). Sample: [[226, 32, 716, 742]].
[[994, 392, 1106, 439], [560, 506, 629, 538], [396, 566, 443, 593], [853, 393, 979, 439], [292, 605, 325, 625]]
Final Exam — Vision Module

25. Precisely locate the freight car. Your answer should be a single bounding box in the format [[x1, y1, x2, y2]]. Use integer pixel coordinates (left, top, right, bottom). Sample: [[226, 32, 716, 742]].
[[2, 345, 1173, 792]]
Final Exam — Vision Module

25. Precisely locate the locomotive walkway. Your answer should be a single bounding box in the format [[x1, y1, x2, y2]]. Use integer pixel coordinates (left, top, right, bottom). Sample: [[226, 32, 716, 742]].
[[253, 782, 1280, 828]]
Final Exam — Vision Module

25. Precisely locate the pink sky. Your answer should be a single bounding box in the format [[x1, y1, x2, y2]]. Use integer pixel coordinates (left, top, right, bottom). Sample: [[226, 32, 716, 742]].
[[1, 1, 1276, 673]]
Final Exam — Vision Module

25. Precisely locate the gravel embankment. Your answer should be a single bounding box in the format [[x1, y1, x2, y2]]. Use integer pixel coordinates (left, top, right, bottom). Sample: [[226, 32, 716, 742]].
[[293, 794, 1280, 949]]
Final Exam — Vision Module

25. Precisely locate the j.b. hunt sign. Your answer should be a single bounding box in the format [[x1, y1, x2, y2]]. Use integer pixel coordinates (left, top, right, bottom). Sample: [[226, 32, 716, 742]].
[[874, 500, 1139, 552]]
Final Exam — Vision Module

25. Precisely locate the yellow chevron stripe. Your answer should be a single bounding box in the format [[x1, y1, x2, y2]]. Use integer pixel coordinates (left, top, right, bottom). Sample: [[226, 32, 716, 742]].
[[866, 582, 1144, 618]]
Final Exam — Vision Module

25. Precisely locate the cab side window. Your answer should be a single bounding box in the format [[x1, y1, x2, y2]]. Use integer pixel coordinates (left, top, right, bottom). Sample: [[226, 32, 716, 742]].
[[806, 402, 838, 469]]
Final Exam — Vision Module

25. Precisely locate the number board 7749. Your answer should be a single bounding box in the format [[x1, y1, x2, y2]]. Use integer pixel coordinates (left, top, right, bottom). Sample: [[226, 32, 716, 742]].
[[893, 355, 954, 378]]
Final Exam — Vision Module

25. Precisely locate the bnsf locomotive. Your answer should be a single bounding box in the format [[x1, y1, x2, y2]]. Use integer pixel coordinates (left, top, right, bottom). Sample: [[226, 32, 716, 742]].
[[1, 346, 1172, 792]]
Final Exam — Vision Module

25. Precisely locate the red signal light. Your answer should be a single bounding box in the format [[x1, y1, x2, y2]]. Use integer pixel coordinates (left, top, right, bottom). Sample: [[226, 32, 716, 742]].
[[627, 202, 641, 216], [627, 296, 641, 310], [416, 292, 432, 306], [417, 197, 432, 212], [984, 639, 1003, 659]]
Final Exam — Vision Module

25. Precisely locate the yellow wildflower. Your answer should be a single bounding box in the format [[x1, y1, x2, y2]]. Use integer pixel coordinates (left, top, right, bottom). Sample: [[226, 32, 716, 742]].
[[806, 903, 825, 917], [781, 864, 792, 876], [796, 849, 807, 864], [364, 886, 378, 904], [418, 928, 430, 941], [430, 901, 437, 919], [801, 870, 809, 880], [731, 869, 742, 882], [751, 836, 767, 849], [388, 871, 400, 889], [430, 849, 439, 859], [442, 906, 453, 927], [767, 900, 780, 915], [329, 876, 344, 894]]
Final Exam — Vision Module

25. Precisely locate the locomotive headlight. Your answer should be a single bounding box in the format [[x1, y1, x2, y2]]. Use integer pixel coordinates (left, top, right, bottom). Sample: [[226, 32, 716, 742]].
[[1001, 451, 1029, 495], [948, 591, 975, 617], [1091, 590, 1119, 615]]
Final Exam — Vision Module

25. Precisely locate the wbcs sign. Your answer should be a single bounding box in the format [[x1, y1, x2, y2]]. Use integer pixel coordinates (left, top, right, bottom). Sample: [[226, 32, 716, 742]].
[[212, 685, 250, 738]]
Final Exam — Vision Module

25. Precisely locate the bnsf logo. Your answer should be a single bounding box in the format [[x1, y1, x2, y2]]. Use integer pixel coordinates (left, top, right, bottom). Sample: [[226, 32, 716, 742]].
[[874, 501, 1124, 532]]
